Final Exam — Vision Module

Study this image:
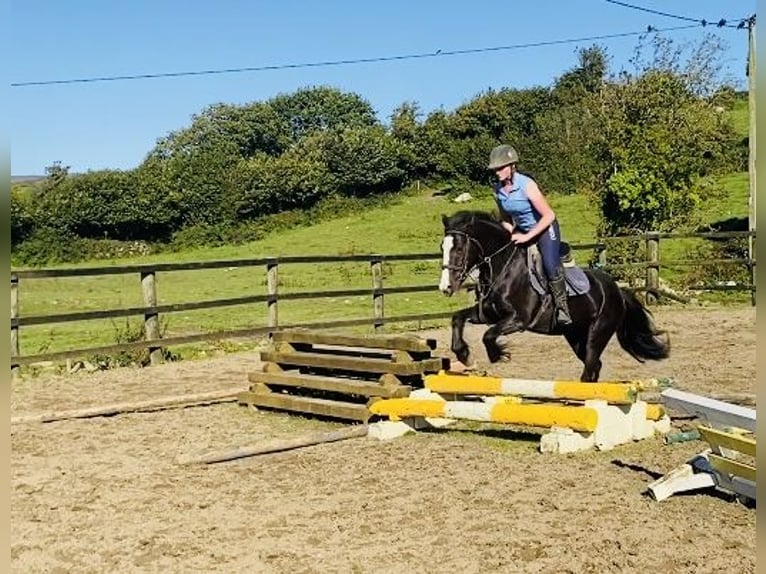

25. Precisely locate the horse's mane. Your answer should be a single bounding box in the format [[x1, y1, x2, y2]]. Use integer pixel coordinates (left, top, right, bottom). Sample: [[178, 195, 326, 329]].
[[444, 210, 502, 232]]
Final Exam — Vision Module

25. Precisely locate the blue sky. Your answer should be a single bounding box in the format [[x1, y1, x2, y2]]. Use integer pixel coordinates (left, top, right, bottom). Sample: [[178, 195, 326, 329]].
[[10, 0, 754, 176]]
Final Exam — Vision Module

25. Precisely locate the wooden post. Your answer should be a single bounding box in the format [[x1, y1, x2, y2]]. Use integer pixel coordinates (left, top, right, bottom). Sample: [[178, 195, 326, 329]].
[[176, 425, 369, 465], [140, 270, 163, 365], [267, 258, 279, 328], [747, 16, 756, 306], [371, 255, 384, 332], [645, 232, 660, 305], [11, 273, 20, 377], [597, 242, 607, 269]]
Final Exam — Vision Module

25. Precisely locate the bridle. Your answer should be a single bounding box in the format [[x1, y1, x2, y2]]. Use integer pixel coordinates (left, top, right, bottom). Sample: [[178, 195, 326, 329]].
[[443, 228, 518, 317], [441, 230, 488, 286]]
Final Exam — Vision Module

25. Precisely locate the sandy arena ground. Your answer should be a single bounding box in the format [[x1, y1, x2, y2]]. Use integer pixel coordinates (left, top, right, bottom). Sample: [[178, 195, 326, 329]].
[[11, 306, 756, 573]]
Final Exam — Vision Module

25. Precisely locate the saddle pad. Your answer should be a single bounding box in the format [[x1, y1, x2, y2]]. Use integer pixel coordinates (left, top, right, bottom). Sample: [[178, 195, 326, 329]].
[[527, 245, 591, 297]]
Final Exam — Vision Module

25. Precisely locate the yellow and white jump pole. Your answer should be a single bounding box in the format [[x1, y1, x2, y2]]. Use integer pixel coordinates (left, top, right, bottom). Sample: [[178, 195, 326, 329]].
[[369, 397, 599, 432], [424, 372, 641, 405]]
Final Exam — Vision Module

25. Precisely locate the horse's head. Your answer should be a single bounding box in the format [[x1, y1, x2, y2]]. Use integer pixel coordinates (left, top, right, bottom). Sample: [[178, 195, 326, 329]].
[[439, 210, 504, 296]]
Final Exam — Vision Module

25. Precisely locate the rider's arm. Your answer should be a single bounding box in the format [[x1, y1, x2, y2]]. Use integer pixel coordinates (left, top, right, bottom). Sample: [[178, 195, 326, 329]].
[[517, 180, 555, 241], [494, 198, 515, 235]]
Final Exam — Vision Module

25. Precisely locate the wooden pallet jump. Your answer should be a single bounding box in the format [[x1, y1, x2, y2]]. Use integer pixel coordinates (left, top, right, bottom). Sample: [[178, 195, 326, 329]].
[[237, 329, 450, 422]]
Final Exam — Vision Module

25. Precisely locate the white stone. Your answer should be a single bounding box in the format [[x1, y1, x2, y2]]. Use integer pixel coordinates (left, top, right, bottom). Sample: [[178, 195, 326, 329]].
[[453, 192, 473, 203], [652, 415, 672, 435]]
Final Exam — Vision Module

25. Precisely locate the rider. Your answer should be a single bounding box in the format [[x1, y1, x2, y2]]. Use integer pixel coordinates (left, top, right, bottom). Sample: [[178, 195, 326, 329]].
[[488, 144, 572, 326]]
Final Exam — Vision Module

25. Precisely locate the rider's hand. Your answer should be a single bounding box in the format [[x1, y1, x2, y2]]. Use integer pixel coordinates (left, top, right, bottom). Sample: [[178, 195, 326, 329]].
[[511, 232, 531, 244]]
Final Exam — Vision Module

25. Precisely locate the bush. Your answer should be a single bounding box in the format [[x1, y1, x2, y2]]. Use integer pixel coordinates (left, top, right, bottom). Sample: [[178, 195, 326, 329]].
[[12, 227, 88, 266], [10, 188, 35, 247]]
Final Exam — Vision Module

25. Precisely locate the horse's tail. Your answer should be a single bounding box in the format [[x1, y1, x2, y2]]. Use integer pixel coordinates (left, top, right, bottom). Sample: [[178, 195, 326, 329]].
[[616, 288, 670, 362]]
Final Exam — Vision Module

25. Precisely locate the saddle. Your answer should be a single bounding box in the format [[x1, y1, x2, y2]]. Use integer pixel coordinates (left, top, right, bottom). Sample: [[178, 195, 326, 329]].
[[527, 242, 591, 297]]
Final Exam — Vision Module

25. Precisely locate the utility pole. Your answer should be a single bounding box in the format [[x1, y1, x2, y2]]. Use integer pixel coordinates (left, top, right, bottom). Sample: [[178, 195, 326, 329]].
[[747, 15, 756, 306]]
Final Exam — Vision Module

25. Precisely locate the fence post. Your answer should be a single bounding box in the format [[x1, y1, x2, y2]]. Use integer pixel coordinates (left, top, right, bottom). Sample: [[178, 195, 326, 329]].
[[267, 258, 279, 329], [645, 232, 660, 305], [140, 269, 163, 365], [371, 255, 384, 332], [11, 273, 20, 377], [597, 242, 608, 269]]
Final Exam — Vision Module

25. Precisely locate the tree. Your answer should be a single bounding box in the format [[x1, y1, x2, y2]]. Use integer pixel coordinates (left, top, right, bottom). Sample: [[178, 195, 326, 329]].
[[268, 86, 379, 143], [588, 67, 739, 234], [534, 45, 609, 194]]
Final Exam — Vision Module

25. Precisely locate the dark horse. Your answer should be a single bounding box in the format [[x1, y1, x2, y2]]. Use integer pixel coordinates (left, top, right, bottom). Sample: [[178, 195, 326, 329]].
[[439, 210, 669, 382]]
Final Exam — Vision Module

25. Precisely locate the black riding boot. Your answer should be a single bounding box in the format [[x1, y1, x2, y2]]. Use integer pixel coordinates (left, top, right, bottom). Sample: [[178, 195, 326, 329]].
[[549, 272, 573, 326]]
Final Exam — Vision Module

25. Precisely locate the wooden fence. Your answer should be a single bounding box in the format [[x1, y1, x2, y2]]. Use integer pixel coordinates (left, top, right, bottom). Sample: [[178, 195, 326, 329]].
[[10, 230, 755, 369]]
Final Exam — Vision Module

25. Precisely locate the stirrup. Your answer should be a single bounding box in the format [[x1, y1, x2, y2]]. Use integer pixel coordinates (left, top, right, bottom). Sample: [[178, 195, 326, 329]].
[[556, 308, 572, 326]]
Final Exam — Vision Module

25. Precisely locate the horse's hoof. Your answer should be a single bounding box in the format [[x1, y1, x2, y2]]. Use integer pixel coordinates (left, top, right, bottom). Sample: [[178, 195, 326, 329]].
[[450, 360, 477, 373]]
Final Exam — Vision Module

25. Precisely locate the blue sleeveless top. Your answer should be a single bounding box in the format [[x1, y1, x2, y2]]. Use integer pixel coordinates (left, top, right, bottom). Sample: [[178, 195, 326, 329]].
[[494, 172, 540, 232]]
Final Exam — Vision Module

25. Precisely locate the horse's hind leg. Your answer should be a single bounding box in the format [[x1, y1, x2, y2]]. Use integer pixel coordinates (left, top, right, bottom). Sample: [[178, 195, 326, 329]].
[[579, 321, 618, 382], [563, 324, 589, 366]]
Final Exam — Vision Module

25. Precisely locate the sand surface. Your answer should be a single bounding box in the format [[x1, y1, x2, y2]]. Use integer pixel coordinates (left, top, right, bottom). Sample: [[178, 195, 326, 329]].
[[11, 306, 756, 573]]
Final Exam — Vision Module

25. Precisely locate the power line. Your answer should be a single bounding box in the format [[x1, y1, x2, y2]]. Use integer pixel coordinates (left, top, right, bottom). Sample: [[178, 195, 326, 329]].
[[604, 0, 749, 29], [12, 23, 712, 88]]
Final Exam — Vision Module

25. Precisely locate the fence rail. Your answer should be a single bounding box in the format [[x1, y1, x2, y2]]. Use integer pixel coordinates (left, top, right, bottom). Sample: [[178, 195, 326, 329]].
[[10, 230, 755, 369]]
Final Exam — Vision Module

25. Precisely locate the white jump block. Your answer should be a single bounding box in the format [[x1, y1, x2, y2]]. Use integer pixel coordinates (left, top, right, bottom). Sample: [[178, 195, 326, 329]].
[[646, 457, 717, 501], [367, 420, 418, 441], [367, 416, 456, 441], [540, 426, 596, 453], [540, 399, 671, 453]]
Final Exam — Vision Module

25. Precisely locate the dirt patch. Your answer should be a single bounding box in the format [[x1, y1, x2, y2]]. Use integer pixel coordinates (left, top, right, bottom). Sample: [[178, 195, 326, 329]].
[[11, 306, 756, 573]]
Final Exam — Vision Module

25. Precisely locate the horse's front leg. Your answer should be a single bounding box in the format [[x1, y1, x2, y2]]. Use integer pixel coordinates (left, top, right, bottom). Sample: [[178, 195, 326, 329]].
[[482, 313, 525, 363], [451, 305, 481, 367]]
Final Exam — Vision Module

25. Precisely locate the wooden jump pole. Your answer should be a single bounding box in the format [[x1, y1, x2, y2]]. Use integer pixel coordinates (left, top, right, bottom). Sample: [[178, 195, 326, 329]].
[[175, 425, 369, 465], [11, 389, 242, 425]]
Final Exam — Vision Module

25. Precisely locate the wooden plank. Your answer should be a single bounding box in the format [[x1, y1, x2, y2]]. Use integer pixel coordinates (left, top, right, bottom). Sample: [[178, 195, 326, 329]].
[[176, 425, 369, 465], [11, 288, 446, 328], [272, 329, 436, 352], [275, 341, 404, 362], [13, 253, 443, 279], [284, 344, 434, 365], [247, 371, 410, 398], [642, 391, 756, 407], [12, 389, 242, 424], [660, 389, 756, 433], [697, 426, 756, 457], [10, 313, 455, 368], [708, 454, 756, 483], [259, 350, 446, 376], [237, 391, 372, 422], [13, 294, 272, 327]]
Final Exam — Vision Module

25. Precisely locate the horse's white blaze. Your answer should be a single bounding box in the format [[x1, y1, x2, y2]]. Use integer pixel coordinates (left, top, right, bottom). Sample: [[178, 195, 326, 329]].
[[439, 235, 454, 292]]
